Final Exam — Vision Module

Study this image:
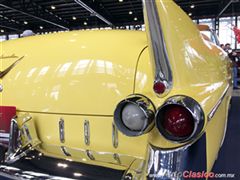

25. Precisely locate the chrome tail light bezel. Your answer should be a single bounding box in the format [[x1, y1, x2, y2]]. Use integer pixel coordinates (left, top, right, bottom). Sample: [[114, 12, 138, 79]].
[[155, 95, 205, 143], [114, 94, 156, 137]]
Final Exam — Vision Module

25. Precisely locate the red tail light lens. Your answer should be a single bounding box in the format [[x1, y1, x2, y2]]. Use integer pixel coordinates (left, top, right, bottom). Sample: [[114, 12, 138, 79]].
[[163, 105, 194, 137], [156, 96, 205, 143], [153, 81, 166, 94], [0, 106, 16, 133]]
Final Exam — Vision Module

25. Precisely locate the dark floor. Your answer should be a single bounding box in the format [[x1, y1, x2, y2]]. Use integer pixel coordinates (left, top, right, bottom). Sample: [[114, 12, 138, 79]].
[[0, 97, 239, 180], [212, 96, 240, 179]]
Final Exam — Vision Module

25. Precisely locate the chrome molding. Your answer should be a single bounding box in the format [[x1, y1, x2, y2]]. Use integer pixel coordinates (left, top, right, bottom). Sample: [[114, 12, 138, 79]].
[[122, 159, 146, 180], [0, 84, 3, 92], [5, 115, 41, 164], [143, 1, 173, 97], [84, 120, 90, 146], [61, 146, 71, 157], [208, 85, 230, 121], [59, 118, 65, 143], [156, 96, 205, 143], [146, 134, 207, 179], [112, 123, 118, 148], [86, 150, 95, 160], [23, 124, 32, 141], [113, 153, 121, 164], [114, 94, 156, 137], [41, 143, 142, 168], [6, 117, 20, 157], [0, 56, 24, 79]]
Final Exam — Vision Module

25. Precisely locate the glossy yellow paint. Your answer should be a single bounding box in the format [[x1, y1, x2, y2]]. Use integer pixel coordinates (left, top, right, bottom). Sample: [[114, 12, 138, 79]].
[[0, 0, 232, 174], [1, 30, 147, 115], [142, 0, 232, 172]]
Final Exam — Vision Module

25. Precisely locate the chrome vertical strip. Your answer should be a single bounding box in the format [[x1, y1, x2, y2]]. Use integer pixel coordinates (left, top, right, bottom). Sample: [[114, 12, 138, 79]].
[[59, 118, 65, 143], [61, 146, 71, 157], [0, 84, 3, 92], [208, 85, 230, 121], [84, 120, 90, 146], [112, 123, 118, 148], [143, 0, 173, 97], [6, 117, 19, 156]]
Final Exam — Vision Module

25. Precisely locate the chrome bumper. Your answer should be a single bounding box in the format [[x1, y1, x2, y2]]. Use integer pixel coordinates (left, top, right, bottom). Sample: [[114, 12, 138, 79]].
[[146, 134, 207, 180], [0, 115, 207, 180]]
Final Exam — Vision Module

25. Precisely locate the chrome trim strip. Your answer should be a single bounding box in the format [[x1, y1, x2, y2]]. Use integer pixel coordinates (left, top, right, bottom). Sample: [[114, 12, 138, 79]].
[[84, 120, 90, 146], [114, 94, 156, 137], [0, 56, 24, 79], [156, 96, 205, 143], [86, 150, 95, 160], [59, 118, 65, 143], [143, 1, 173, 97], [208, 85, 230, 121], [6, 117, 19, 157], [0, 133, 10, 138], [113, 153, 121, 164], [112, 123, 118, 148], [23, 124, 32, 141], [0, 138, 9, 142], [39, 143, 144, 168], [60, 146, 71, 157], [0, 84, 3, 92]]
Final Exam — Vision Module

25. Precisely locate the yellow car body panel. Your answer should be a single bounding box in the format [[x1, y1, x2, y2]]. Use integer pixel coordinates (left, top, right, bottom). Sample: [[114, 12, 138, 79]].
[[0, 0, 232, 179], [1, 30, 147, 115]]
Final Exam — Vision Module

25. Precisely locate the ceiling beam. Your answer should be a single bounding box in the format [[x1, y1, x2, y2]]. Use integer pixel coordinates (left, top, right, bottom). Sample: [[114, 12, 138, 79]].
[[217, 0, 239, 17], [74, 0, 113, 26], [0, 3, 69, 30], [0, 24, 22, 32]]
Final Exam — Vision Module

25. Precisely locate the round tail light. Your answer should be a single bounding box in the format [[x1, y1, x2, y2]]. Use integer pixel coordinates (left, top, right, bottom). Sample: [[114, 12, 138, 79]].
[[153, 81, 166, 94], [114, 95, 156, 136], [156, 96, 204, 143]]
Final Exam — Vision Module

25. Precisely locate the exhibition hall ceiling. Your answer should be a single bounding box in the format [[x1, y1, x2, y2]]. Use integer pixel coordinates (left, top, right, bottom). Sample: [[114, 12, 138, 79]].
[[0, 0, 240, 34]]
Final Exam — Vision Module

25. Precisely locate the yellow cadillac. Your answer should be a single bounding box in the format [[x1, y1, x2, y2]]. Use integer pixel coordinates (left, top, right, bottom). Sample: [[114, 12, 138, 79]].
[[0, 0, 232, 179]]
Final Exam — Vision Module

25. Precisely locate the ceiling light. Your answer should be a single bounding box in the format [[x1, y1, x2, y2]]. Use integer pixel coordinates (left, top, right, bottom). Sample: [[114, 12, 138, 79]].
[[190, 4, 195, 9], [0, 29, 4, 33], [134, 17, 138, 21], [72, 16, 77, 20], [129, 11, 133, 15], [40, 26, 43, 29], [84, 21, 87, 25], [24, 21, 28, 24], [119, 0, 123, 2], [51, 5, 56, 10], [188, 13, 192, 16]]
